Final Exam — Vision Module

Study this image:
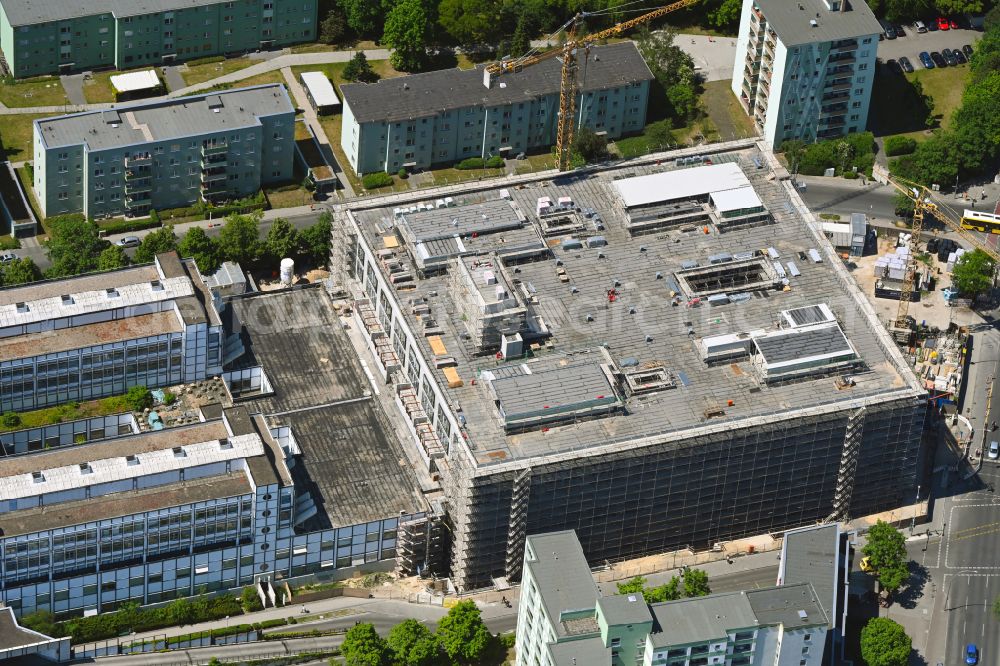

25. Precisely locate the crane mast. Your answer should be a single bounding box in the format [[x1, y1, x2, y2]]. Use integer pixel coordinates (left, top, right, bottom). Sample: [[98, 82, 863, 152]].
[[484, 0, 700, 171]]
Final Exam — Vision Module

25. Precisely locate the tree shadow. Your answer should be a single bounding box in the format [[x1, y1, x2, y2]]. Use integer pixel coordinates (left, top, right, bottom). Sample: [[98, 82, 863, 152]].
[[424, 49, 459, 72], [895, 562, 929, 609], [868, 63, 935, 137]]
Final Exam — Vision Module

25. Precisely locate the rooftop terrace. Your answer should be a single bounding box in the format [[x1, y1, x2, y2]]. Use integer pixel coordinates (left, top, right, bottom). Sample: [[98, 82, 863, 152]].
[[348, 147, 922, 467]]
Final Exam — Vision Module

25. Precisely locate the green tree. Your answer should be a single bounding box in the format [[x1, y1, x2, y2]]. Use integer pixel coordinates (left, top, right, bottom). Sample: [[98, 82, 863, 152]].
[[573, 127, 607, 162], [384, 0, 430, 72], [862, 520, 910, 596], [510, 14, 532, 58], [708, 0, 742, 29], [134, 225, 178, 264], [935, 0, 983, 15], [616, 576, 646, 595], [319, 6, 347, 43], [45, 215, 107, 278], [179, 226, 222, 274], [265, 217, 300, 263], [644, 577, 681, 603], [636, 28, 699, 125], [2, 411, 21, 427], [992, 594, 1000, 620], [299, 213, 333, 266], [2, 257, 41, 285], [986, 4, 1000, 31], [241, 586, 263, 613], [342, 622, 389, 666], [218, 212, 263, 266], [952, 249, 996, 298], [343, 52, 380, 83], [682, 568, 711, 597], [19, 610, 60, 637], [438, 0, 498, 46], [338, 0, 384, 36], [436, 600, 491, 665], [98, 244, 131, 271], [860, 617, 911, 666], [387, 619, 439, 666], [126, 385, 153, 411]]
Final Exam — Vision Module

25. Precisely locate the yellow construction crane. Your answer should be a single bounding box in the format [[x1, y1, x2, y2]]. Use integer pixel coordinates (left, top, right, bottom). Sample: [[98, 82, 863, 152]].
[[886, 175, 1000, 332], [483, 0, 700, 171]]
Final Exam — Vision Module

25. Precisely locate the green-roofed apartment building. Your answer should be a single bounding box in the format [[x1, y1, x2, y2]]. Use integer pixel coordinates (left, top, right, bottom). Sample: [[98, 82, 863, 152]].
[[0, 0, 317, 79], [516, 530, 833, 666], [32, 84, 296, 219]]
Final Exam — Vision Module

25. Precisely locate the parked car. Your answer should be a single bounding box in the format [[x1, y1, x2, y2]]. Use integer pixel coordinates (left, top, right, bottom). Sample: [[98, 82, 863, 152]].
[[884, 23, 897, 38], [950, 18, 960, 29], [954, 49, 967, 64], [943, 48, 959, 65], [886, 58, 903, 74], [989, 441, 999, 460], [899, 56, 915, 72], [926, 16, 939, 30], [894, 23, 907, 36], [117, 236, 141, 248], [919, 51, 935, 68], [938, 16, 950, 29], [966, 645, 978, 666], [914, 19, 928, 32], [931, 51, 947, 67], [0, 251, 16, 264], [963, 44, 974, 57]]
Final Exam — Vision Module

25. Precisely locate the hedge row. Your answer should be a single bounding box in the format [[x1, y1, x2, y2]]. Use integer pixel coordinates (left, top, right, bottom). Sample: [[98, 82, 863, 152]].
[[455, 156, 505, 170], [100, 217, 162, 235], [362, 172, 394, 189], [61, 593, 243, 643]]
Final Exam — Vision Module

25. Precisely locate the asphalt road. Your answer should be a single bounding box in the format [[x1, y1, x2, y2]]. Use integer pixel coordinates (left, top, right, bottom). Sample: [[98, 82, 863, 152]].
[[796, 175, 899, 220], [15, 210, 324, 273]]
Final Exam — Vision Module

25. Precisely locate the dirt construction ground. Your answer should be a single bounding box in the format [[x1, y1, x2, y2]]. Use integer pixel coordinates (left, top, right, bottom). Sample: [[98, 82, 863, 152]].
[[846, 228, 983, 330]]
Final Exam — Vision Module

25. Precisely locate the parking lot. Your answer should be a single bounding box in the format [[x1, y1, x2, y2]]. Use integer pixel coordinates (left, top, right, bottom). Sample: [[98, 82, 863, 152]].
[[876, 25, 981, 67]]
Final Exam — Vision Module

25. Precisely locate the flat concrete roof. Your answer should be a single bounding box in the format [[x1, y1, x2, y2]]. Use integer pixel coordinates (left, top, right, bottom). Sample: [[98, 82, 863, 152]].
[[780, 524, 840, 627], [744, 582, 828, 628], [348, 148, 922, 468], [755, 0, 882, 46], [228, 287, 428, 528], [110, 69, 160, 93], [525, 531, 599, 638], [0, 310, 183, 358], [0, 608, 54, 650], [710, 186, 763, 212], [648, 591, 758, 647], [35, 85, 293, 151], [0, 472, 251, 538], [613, 163, 750, 208]]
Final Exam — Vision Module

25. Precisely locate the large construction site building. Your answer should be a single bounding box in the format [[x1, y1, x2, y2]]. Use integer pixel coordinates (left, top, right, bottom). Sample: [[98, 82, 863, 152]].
[[330, 148, 926, 591]]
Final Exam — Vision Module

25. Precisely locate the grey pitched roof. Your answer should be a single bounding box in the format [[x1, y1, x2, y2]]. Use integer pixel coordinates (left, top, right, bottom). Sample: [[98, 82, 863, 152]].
[[648, 592, 758, 647], [598, 593, 655, 627], [35, 84, 293, 151], [744, 583, 828, 628], [0, 0, 234, 26], [341, 42, 654, 125], [780, 524, 840, 627], [756, 0, 882, 46], [525, 531, 599, 638]]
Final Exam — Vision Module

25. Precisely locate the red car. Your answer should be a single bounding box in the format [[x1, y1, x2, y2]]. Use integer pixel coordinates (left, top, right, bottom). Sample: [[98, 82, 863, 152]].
[[937, 16, 950, 30], [950, 19, 960, 29]]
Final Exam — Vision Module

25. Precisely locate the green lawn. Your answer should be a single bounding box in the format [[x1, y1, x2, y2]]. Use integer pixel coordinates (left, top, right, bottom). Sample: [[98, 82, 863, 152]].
[[181, 57, 258, 86], [430, 166, 505, 186], [0, 113, 55, 161], [82, 70, 117, 103], [265, 184, 314, 209], [203, 70, 285, 92], [700, 80, 757, 140], [316, 113, 364, 193], [290, 59, 402, 92], [870, 61, 968, 137], [0, 76, 69, 108]]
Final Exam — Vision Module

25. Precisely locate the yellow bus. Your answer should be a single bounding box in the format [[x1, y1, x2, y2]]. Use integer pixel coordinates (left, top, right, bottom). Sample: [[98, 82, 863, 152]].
[[960, 209, 1000, 234]]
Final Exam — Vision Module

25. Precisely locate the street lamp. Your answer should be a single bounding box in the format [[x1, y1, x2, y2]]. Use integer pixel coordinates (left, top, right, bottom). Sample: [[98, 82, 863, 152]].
[[910, 484, 921, 534]]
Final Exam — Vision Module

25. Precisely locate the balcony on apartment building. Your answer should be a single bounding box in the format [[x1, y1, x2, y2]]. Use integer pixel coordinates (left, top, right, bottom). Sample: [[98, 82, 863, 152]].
[[820, 115, 847, 129], [124, 152, 152, 168], [201, 141, 228, 158], [824, 78, 853, 92], [831, 38, 858, 52], [819, 102, 849, 117], [826, 64, 855, 78], [828, 51, 856, 65]]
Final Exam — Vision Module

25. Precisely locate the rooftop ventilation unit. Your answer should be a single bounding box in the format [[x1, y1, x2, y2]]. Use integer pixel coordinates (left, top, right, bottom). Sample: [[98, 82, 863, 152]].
[[150, 280, 164, 292], [31, 471, 45, 483], [172, 446, 186, 458], [79, 462, 93, 474], [126, 454, 140, 466], [15, 302, 28, 313], [61, 294, 74, 305], [219, 438, 233, 450], [106, 288, 119, 298]]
